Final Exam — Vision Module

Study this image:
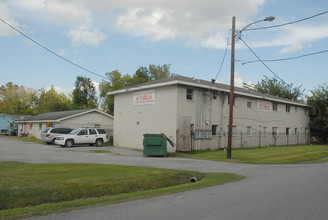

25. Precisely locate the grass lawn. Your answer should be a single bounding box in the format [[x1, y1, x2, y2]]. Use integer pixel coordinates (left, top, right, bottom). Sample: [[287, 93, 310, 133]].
[[170, 145, 328, 164], [0, 162, 244, 219]]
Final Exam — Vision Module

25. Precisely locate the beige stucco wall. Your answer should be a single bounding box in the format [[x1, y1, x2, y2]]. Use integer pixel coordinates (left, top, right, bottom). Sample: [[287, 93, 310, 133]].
[[112, 84, 310, 151], [174, 85, 310, 150], [113, 86, 178, 151]]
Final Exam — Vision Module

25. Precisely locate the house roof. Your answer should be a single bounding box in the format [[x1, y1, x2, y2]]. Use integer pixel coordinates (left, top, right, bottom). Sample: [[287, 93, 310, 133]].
[[107, 75, 307, 107], [0, 113, 32, 121], [16, 109, 113, 123]]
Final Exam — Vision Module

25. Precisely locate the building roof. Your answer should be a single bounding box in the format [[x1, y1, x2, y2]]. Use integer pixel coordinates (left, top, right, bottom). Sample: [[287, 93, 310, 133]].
[[0, 113, 33, 121], [107, 75, 307, 107], [16, 109, 113, 123]]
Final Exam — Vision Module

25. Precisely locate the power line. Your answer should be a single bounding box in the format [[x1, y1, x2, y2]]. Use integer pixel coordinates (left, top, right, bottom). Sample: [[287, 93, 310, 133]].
[[212, 31, 230, 85], [239, 37, 289, 86], [247, 10, 328, 31], [240, 49, 328, 65], [0, 17, 109, 81]]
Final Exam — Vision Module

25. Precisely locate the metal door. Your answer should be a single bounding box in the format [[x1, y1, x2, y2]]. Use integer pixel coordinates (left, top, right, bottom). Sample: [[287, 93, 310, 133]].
[[177, 116, 191, 152]]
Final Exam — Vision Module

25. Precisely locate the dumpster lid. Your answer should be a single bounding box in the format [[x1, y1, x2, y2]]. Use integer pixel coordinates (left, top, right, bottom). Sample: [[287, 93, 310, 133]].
[[143, 133, 175, 147]]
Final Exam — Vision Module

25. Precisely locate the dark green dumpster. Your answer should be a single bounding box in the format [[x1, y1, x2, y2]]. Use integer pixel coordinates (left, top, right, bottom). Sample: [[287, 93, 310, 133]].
[[143, 133, 168, 157]]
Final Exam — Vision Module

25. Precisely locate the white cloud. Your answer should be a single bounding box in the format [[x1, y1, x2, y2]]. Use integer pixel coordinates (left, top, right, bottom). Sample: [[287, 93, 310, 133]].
[[92, 81, 100, 92], [244, 25, 328, 51], [114, 0, 265, 44], [0, 1, 20, 36], [45, 86, 73, 96], [57, 49, 66, 56], [6, 0, 328, 51], [68, 28, 106, 47], [8, 0, 45, 12], [279, 43, 303, 54], [235, 74, 245, 88], [43, 0, 92, 28]]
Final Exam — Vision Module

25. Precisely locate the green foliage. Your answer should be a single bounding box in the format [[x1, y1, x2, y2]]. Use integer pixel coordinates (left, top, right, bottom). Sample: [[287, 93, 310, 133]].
[[0, 164, 242, 220], [307, 83, 328, 143], [0, 82, 38, 115], [243, 76, 304, 101], [99, 64, 171, 115], [0, 162, 206, 210], [72, 76, 98, 109], [35, 86, 71, 114]]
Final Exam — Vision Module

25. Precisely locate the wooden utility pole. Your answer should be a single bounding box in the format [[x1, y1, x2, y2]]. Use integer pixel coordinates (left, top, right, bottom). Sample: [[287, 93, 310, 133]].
[[227, 16, 235, 159]]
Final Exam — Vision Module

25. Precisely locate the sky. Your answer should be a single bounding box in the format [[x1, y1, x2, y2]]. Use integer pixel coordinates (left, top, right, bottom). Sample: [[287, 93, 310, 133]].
[[0, 0, 327, 96]]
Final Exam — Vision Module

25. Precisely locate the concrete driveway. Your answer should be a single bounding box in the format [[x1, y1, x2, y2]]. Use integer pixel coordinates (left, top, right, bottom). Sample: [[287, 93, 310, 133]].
[[1, 137, 328, 220]]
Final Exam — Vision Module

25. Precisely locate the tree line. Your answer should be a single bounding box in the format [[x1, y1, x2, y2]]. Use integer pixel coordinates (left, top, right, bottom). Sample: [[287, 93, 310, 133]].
[[0, 64, 171, 116]]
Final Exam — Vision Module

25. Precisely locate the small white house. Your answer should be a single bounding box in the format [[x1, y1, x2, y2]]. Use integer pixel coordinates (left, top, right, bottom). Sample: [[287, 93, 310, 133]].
[[17, 109, 114, 139], [108, 75, 310, 152]]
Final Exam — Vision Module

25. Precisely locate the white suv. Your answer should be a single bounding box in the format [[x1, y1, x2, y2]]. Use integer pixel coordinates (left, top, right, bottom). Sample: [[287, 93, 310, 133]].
[[55, 128, 108, 147]]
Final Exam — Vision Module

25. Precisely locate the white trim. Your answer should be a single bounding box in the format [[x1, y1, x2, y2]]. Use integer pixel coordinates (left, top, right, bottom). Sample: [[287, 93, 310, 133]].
[[16, 109, 113, 123], [59, 109, 114, 121], [17, 120, 60, 123]]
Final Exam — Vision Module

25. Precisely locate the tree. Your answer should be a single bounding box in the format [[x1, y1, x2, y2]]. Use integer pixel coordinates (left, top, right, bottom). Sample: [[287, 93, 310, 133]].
[[0, 82, 38, 115], [148, 64, 171, 80], [72, 76, 98, 109], [36, 86, 71, 114], [99, 70, 132, 115], [131, 66, 150, 85], [307, 84, 328, 143], [243, 76, 304, 101], [99, 64, 171, 115]]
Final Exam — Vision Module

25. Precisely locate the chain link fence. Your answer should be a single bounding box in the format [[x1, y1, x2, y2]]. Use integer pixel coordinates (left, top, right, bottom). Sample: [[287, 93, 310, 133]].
[[224, 132, 310, 149]]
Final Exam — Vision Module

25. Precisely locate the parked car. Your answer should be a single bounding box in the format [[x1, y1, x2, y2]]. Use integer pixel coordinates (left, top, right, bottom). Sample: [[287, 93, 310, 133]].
[[40, 127, 73, 145], [55, 128, 108, 147]]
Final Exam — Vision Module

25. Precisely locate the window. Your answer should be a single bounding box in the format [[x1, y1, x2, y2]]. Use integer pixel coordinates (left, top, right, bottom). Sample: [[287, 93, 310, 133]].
[[295, 128, 298, 135], [247, 126, 252, 136], [295, 106, 298, 112], [263, 127, 267, 136], [212, 125, 218, 135], [89, 129, 97, 135], [232, 125, 237, 136], [273, 103, 278, 111], [228, 95, 235, 105], [286, 128, 290, 136], [186, 89, 194, 100], [78, 129, 87, 135], [286, 105, 291, 112], [227, 125, 237, 136], [247, 101, 252, 108], [272, 127, 278, 136], [94, 124, 101, 128], [39, 123, 42, 130], [96, 129, 106, 134], [213, 92, 217, 99]]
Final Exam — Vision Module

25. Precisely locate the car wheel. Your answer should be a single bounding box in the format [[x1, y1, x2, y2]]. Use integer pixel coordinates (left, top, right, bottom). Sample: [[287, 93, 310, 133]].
[[52, 139, 56, 145], [65, 139, 74, 148], [95, 138, 103, 147]]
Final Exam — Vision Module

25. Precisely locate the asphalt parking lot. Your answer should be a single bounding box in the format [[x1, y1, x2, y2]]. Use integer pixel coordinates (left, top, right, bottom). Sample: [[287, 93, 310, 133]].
[[1, 137, 328, 220]]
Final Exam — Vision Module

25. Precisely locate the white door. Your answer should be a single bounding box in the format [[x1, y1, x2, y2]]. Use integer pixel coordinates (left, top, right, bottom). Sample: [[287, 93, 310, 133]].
[[87, 129, 98, 144], [75, 129, 88, 144]]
